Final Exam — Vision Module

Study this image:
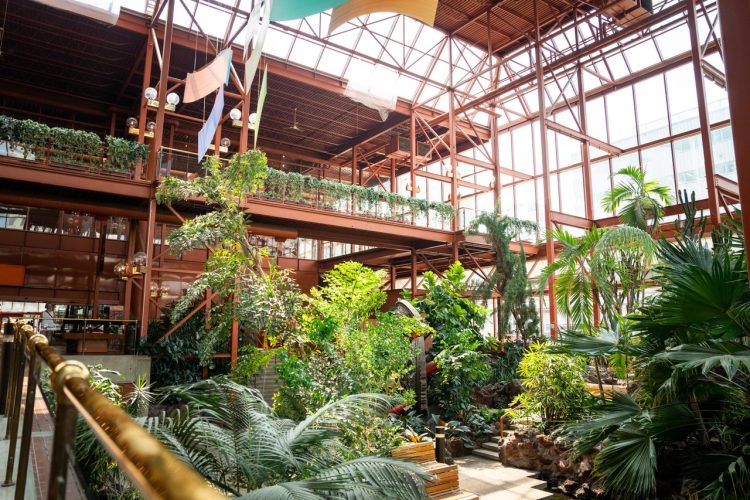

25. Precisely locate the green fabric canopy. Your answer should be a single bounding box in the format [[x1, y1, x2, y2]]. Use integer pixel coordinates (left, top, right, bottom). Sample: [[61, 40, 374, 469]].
[[270, 0, 349, 21]]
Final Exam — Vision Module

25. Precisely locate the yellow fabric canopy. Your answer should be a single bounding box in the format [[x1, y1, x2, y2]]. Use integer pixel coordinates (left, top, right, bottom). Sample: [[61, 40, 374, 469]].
[[329, 0, 439, 35]]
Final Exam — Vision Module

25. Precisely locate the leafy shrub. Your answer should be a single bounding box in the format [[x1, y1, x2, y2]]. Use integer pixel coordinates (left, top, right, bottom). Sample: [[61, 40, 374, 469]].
[[507, 342, 593, 429], [105, 135, 148, 172]]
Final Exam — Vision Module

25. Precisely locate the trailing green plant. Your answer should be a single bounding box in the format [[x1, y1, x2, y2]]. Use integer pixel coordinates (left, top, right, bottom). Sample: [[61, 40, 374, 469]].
[[142, 377, 430, 498], [16, 118, 50, 158], [466, 211, 540, 342], [506, 342, 593, 430], [256, 166, 454, 222], [230, 345, 281, 383], [105, 135, 148, 172], [49, 126, 101, 166]]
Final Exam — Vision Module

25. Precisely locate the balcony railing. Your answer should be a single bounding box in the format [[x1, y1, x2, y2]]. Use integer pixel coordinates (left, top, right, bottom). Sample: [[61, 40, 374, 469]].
[[160, 149, 455, 231], [1, 323, 225, 499]]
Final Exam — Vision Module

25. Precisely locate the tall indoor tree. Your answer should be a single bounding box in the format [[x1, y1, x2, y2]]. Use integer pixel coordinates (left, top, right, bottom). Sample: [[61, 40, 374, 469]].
[[466, 211, 540, 342], [601, 166, 673, 232], [157, 151, 301, 363]]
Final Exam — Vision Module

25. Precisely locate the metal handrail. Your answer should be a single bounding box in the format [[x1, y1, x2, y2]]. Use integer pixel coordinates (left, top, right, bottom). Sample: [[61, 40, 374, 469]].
[[1, 323, 225, 500]]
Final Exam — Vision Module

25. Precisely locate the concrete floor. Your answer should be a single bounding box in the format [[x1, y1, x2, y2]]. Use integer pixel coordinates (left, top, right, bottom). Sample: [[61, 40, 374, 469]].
[[455, 455, 555, 500]]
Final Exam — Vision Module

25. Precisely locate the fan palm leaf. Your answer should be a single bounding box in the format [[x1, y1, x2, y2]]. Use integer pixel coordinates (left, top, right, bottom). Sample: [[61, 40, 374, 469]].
[[601, 166, 672, 231]]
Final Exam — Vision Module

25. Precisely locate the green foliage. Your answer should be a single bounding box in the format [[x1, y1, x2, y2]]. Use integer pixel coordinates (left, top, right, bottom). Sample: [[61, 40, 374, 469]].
[[561, 206, 750, 499], [1, 115, 146, 173], [507, 343, 593, 429], [273, 262, 426, 425], [415, 262, 497, 424], [142, 377, 429, 498], [467, 211, 540, 341], [75, 366, 152, 499], [49, 126, 101, 166], [491, 339, 526, 381], [158, 151, 301, 363], [139, 309, 203, 388], [308, 261, 387, 328], [256, 166, 454, 222], [231, 345, 281, 383], [105, 135, 148, 172], [601, 165, 673, 232]]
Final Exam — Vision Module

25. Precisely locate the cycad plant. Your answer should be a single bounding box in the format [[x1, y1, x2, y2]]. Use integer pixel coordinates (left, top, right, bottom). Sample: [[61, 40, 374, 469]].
[[466, 211, 540, 341], [142, 377, 430, 499], [601, 166, 673, 232]]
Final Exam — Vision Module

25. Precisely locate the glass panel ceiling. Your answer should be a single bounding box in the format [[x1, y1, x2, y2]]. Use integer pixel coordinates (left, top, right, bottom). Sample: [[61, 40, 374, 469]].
[[126, 0, 491, 103], [122, 0, 712, 128]]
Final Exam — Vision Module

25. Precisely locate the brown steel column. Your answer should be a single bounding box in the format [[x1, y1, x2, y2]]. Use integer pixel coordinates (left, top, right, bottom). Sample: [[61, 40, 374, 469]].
[[687, 0, 720, 226], [448, 38, 459, 262], [123, 221, 137, 320], [146, 0, 175, 181], [411, 250, 417, 297], [390, 157, 397, 193], [534, 0, 557, 338], [578, 65, 594, 221], [410, 112, 417, 199], [718, 0, 750, 278], [136, 30, 155, 180], [139, 199, 157, 338]]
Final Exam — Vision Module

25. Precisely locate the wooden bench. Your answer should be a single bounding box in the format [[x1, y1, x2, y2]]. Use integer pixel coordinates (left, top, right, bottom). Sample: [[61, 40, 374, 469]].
[[391, 442, 478, 500]]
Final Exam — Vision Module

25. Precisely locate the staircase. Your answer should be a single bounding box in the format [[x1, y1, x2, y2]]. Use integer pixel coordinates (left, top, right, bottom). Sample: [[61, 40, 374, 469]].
[[466, 432, 553, 499], [472, 434, 503, 461]]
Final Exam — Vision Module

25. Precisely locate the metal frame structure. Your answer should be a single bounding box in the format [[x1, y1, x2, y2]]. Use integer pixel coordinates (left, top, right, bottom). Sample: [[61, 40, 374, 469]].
[[0, 0, 746, 354]]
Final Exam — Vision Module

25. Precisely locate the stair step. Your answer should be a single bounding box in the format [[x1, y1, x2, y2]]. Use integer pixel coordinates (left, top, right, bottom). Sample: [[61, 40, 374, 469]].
[[471, 448, 501, 461], [481, 441, 501, 452]]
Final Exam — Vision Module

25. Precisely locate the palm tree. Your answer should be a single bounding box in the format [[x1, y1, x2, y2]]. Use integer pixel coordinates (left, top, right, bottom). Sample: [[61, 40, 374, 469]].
[[601, 166, 673, 232], [142, 377, 430, 499], [539, 227, 604, 333], [561, 215, 750, 499]]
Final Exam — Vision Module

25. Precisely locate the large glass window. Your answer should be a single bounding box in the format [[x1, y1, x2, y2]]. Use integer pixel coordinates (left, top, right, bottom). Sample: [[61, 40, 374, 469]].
[[635, 75, 669, 144], [27, 208, 59, 233], [512, 125, 534, 175], [606, 87, 637, 148], [640, 144, 676, 198], [673, 135, 707, 200], [559, 168, 585, 216], [711, 126, 737, 180], [590, 160, 612, 219], [666, 64, 699, 134], [0, 204, 26, 230]]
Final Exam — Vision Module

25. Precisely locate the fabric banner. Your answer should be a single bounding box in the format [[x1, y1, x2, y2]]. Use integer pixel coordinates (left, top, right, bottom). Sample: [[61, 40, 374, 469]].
[[329, 0, 439, 34], [270, 0, 348, 21], [244, 0, 272, 89], [197, 87, 225, 163], [254, 66, 269, 149], [243, 0, 264, 59], [184, 49, 232, 104]]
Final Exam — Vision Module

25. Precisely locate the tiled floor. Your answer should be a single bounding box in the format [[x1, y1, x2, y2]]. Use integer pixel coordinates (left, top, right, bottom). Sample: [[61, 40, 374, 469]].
[[0, 375, 85, 500], [456, 455, 554, 500]]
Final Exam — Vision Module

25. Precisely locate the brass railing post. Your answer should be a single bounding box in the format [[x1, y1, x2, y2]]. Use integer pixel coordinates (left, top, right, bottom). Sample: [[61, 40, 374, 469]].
[[3, 326, 27, 487], [13, 332, 48, 500], [48, 361, 89, 500], [2, 326, 19, 421]]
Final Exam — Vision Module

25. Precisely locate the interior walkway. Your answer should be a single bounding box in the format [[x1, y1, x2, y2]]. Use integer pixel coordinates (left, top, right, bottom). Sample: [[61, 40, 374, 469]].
[[0, 374, 84, 500], [455, 455, 555, 500]]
